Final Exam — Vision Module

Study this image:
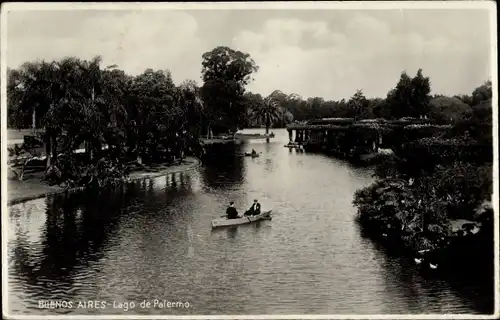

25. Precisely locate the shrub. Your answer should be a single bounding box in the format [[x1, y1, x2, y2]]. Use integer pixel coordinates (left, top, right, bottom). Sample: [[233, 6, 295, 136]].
[[353, 178, 452, 252], [401, 136, 492, 168], [44, 154, 128, 188], [419, 162, 493, 220]]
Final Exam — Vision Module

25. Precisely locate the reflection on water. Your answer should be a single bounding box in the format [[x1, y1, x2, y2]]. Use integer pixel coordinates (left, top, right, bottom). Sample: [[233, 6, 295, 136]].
[[6, 129, 494, 315]]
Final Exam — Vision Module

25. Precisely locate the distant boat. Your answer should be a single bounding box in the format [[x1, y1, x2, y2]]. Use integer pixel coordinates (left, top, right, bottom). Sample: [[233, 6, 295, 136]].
[[235, 132, 275, 140], [244, 152, 260, 158], [429, 263, 438, 269]]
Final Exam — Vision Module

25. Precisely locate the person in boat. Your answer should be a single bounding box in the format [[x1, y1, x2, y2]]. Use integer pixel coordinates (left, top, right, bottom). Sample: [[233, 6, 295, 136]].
[[245, 199, 261, 216], [226, 201, 239, 219], [251, 149, 257, 156]]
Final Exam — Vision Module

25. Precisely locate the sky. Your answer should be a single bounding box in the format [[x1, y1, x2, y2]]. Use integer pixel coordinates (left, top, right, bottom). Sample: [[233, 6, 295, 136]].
[[3, 3, 495, 100]]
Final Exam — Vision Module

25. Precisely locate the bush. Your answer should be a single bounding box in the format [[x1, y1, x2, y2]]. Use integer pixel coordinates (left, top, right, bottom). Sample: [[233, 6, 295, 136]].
[[45, 154, 129, 188], [353, 178, 452, 252], [419, 162, 493, 220], [401, 136, 492, 168], [354, 160, 492, 251]]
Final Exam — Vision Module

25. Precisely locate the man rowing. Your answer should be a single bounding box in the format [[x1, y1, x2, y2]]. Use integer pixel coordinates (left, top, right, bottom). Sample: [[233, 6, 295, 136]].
[[226, 201, 239, 219], [251, 149, 257, 156], [245, 199, 261, 216]]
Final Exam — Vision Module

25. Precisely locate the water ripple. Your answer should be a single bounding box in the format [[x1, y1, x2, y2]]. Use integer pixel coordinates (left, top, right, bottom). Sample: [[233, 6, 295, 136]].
[[6, 130, 492, 315]]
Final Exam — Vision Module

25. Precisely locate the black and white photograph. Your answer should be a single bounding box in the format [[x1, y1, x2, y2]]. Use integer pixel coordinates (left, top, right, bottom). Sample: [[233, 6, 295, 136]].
[[1, 1, 498, 318]]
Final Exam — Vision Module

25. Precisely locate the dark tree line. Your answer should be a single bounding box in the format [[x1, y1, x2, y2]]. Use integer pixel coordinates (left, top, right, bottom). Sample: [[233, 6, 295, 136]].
[[263, 69, 491, 128]]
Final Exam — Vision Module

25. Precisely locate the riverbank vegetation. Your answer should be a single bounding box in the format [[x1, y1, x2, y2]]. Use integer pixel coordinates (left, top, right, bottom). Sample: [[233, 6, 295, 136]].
[[7, 46, 292, 188], [350, 71, 493, 271]]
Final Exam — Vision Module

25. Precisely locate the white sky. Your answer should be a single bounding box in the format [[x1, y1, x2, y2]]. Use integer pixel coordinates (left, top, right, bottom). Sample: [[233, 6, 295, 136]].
[[3, 3, 495, 100]]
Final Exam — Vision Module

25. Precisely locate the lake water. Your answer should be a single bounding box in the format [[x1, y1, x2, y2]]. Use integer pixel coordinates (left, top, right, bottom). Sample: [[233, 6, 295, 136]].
[[5, 129, 494, 316]]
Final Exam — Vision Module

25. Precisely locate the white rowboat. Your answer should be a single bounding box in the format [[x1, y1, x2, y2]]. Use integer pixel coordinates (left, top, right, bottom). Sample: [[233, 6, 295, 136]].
[[211, 210, 272, 228]]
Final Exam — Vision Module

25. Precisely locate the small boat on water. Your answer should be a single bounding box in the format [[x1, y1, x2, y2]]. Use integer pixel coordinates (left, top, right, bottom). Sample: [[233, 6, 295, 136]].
[[211, 210, 272, 228], [244, 152, 260, 157], [235, 132, 275, 140]]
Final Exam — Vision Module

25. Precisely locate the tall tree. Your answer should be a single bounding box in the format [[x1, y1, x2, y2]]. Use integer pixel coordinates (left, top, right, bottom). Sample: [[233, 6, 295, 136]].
[[128, 69, 178, 162], [387, 69, 431, 119], [200, 46, 259, 135], [410, 69, 432, 116]]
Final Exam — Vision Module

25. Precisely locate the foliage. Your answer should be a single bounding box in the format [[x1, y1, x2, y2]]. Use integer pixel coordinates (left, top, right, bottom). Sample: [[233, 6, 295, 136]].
[[200, 46, 259, 133], [7, 56, 205, 188], [401, 136, 492, 168], [249, 96, 283, 132], [386, 69, 432, 119], [353, 178, 452, 252], [355, 159, 492, 251], [262, 69, 433, 122], [429, 96, 472, 124], [419, 162, 493, 220], [346, 90, 369, 120], [471, 80, 493, 105], [201, 46, 258, 88], [352, 77, 493, 260]]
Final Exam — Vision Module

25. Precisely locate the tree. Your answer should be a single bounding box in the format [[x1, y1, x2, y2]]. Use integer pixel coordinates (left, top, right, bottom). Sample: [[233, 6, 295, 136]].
[[200, 46, 259, 134], [250, 96, 283, 142], [471, 80, 492, 106], [347, 89, 368, 120], [128, 69, 179, 163], [7, 58, 88, 169], [410, 69, 432, 116], [177, 79, 204, 136], [242, 92, 264, 128], [283, 93, 309, 121], [268, 90, 288, 108], [454, 94, 474, 106], [201, 46, 259, 88], [429, 96, 472, 124], [453, 82, 493, 145], [369, 98, 390, 119], [282, 109, 294, 125], [306, 97, 325, 119], [387, 69, 431, 119]]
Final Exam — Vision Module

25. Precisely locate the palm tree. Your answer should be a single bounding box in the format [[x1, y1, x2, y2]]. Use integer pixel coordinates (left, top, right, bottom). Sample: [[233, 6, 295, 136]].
[[251, 96, 283, 143]]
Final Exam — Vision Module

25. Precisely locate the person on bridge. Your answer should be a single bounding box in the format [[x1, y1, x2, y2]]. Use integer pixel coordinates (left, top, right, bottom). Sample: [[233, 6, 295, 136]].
[[245, 199, 261, 216], [226, 202, 239, 219]]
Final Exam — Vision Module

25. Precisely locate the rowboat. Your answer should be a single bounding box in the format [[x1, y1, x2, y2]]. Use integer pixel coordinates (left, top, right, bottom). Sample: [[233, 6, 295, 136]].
[[244, 152, 259, 157], [211, 210, 272, 228], [235, 133, 275, 140]]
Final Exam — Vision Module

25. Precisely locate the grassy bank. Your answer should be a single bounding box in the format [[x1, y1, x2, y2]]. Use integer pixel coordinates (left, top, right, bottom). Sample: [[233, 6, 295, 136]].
[[7, 157, 201, 206]]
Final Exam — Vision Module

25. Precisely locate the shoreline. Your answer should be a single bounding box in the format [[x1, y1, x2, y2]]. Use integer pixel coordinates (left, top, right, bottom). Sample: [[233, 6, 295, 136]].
[[7, 157, 201, 206]]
